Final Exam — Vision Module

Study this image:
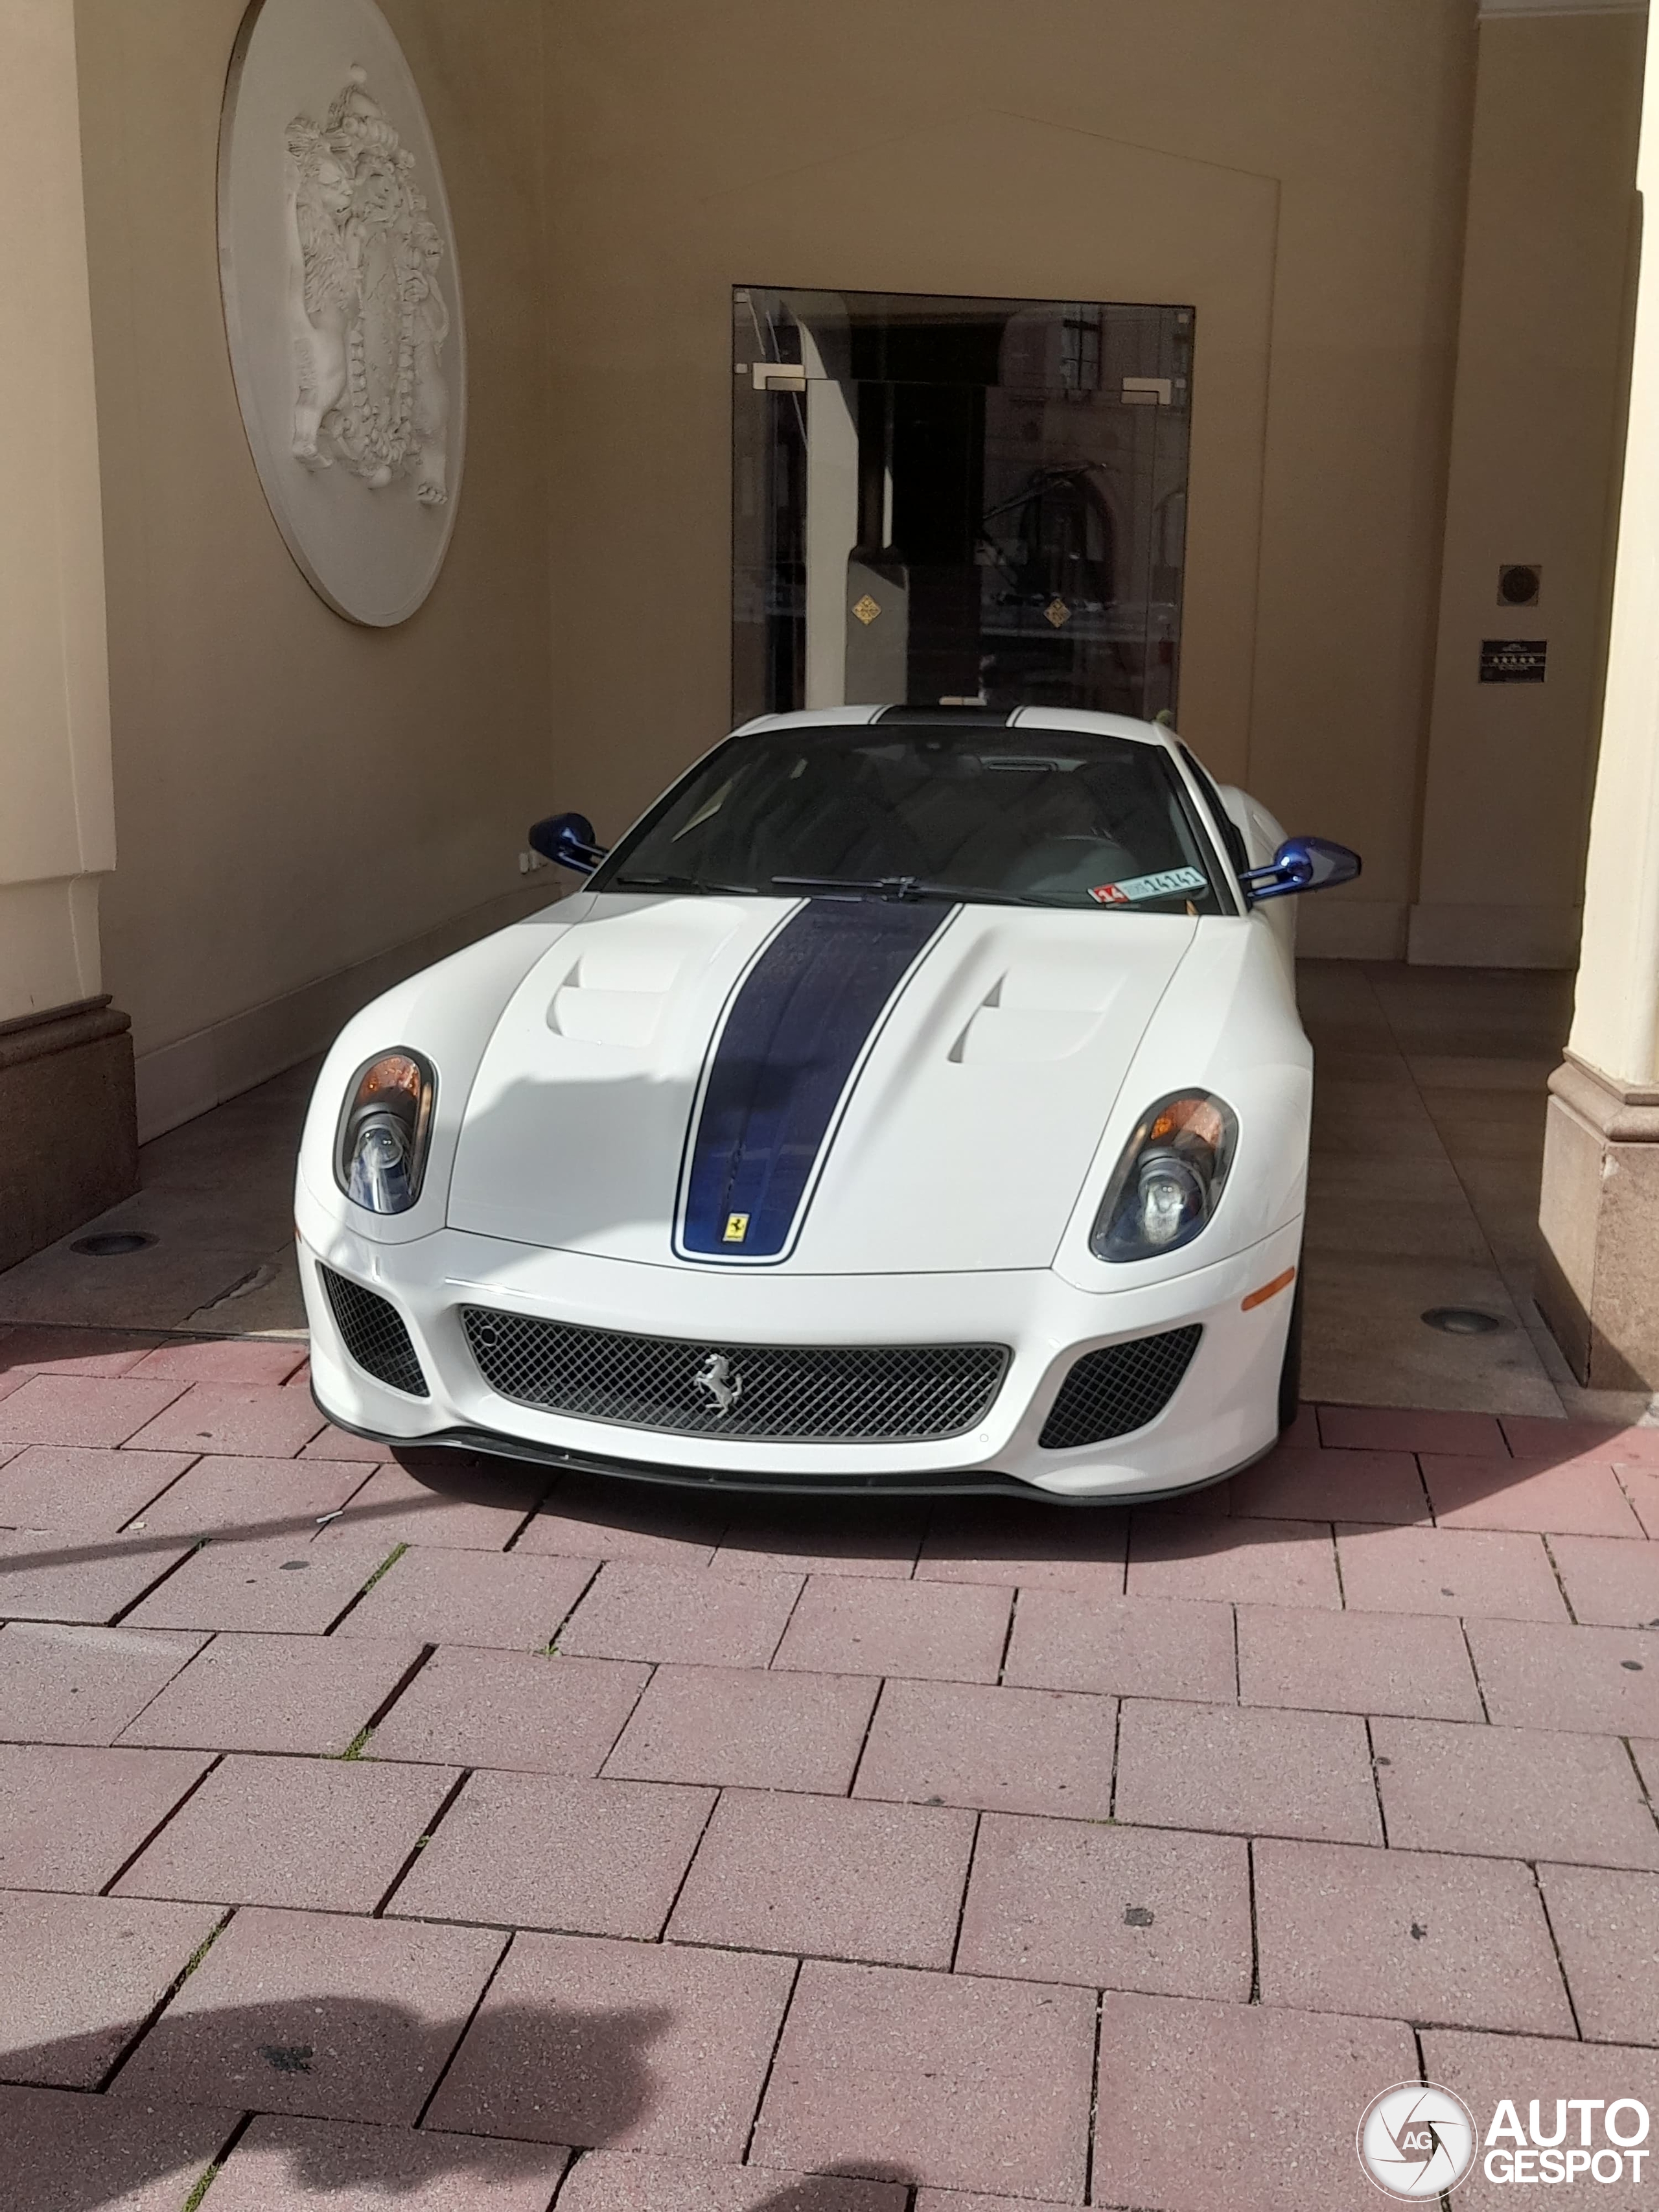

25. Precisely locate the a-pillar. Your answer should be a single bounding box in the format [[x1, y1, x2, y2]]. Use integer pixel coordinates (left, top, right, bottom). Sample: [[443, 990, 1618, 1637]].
[[0, 0, 135, 1269], [1538, 5, 1659, 1391]]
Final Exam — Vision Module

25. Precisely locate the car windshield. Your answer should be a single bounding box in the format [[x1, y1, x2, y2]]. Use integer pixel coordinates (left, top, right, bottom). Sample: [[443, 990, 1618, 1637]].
[[591, 721, 1233, 914]]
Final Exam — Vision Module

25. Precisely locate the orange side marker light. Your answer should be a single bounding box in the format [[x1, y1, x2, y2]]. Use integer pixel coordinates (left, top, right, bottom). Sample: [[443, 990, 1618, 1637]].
[[1241, 1264, 1296, 1312]]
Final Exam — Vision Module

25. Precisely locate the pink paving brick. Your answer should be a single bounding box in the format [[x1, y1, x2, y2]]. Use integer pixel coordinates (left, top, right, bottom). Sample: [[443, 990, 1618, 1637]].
[[283, 1356, 311, 1388], [0, 1621, 208, 1745], [1114, 1698, 1382, 1842], [112, 1905, 505, 2125], [119, 1632, 423, 1756], [201, 2115, 569, 2212], [852, 1677, 1117, 1818], [912, 2198, 1074, 2212], [713, 1500, 925, 1579], [426, 1930, 793, 2157], [1421, 2029, 1659, 2211], [1335, 1520, 1569, 1620], [0, 2084, 237, 2212], [122, 1382, 326, 1458], [1235, 1603, 1483, 1721], [301, 1422, 399, 1461], [1502, 1414, 1659, 1465], [1128, 1511, 1341, 1607], [771, 1573, 1011, 1684], [1537, 1862, 1659, 2043], [0, 1527, 197, 1624], [955, 1811, 1251, 1999], [1549, 1533, 1659, 1628], [122, 1531, 399, 1635], [1614, 1460, 1659, 1539], [336, 1543, 595, 1649], [1090, 1991, 1416, 2212], [0, 1445, 194, 1533], [0, 1327, 159, 1379], [132, 1452, 375, 1539], [0, 1743, 212, 1892], [559, 2151, 907, 2211], [605, 1663, 878, 1793], [369, 1646, 649, 1775], [388, 1771, 713, 1937], [129, 1338, 310, 1385], [0, 1889, 224, 2086], [1631, 1737, 1659, 1800], [1421, 1450, 1645, 1537], [914, 1500, 1126, 1594], [323, 1455, 545, 1551], [1465, 1618, 1659, 1734], [113, 1753, 459, 1913], [0, 1374, 187, 1449], [1228, 1442, 1428, 1524], [750, 1958, 1094, 2199], [1254, 1838, 1572, 2033], [1372, 1716, 1659, 1867], [1320, 1403, 1505, 1454], [559, 1559, 802, 1666], [667, 1789, 975, 1969], [514, 1475, 728, 1565], [1002, 1589, 1236, 1702]]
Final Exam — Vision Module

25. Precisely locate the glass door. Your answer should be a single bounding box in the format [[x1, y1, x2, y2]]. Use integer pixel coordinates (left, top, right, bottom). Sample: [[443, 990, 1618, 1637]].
[[732, 287, 1192, 725]]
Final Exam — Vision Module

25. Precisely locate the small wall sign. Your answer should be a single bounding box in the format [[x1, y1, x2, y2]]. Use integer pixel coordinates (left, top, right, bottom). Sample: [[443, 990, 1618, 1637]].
[[1479, 639, 1547, 684]]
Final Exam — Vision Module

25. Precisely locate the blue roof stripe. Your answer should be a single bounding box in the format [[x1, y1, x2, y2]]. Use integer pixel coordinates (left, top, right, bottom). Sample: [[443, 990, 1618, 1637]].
[[680, 899, 946, 1259]]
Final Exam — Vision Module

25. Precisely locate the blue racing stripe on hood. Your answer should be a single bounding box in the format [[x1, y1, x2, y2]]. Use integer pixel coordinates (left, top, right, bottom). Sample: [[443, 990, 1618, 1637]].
[[680, 899, 948, 1258]]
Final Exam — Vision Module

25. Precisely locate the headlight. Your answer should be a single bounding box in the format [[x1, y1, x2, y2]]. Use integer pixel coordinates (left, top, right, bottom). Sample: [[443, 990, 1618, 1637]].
[[335, 1051, 435, 1214], [1091, 1090, 1237, 1262]]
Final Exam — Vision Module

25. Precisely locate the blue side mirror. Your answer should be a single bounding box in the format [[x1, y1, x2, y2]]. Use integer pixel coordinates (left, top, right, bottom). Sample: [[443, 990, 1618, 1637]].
[[528, 812, 607, 875], [1239, 835, 1362, 903]]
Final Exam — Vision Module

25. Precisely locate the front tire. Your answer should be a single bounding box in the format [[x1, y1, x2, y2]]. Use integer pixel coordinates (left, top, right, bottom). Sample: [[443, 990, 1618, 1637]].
[[1276, 1267, 1305, 1434]]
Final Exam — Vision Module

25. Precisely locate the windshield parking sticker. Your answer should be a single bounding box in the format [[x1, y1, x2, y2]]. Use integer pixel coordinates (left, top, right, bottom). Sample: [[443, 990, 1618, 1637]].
[[1089, 867, 1207, 907]]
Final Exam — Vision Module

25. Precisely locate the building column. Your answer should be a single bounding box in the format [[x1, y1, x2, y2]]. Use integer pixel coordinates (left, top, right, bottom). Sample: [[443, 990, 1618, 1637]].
[[1538, 4, 1659, 1390], [0, 0, 135, 1269]]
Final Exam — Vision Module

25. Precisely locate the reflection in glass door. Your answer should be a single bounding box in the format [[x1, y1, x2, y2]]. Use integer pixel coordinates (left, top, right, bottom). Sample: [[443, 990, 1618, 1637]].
[[732, 287, 1192, 725]]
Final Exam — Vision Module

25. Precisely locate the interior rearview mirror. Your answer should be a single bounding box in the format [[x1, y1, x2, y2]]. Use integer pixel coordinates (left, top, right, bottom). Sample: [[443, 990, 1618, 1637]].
[[1240, 835, 1362, 903], [528, 812, 607, 875]]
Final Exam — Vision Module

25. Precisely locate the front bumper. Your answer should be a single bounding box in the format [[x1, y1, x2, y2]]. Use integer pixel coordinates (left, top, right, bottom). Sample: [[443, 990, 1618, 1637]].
[[295, 1185, 1301, 1501]]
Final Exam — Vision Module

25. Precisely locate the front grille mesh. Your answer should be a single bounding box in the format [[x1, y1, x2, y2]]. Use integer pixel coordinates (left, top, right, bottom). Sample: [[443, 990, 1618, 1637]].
[[321, 1267, 429, 1399], [460, 1307, 1008, 1443], [1038, 1325, 1202, 1450]]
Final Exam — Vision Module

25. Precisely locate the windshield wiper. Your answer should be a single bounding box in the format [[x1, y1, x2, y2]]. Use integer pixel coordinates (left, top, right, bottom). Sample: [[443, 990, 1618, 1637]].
[[772, 873, 1060, 907], [607, 871, 759, 896]]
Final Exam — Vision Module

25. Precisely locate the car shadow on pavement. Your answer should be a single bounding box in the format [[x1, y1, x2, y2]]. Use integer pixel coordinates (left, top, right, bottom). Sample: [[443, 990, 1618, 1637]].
[[3, 1993, 916, 2210]]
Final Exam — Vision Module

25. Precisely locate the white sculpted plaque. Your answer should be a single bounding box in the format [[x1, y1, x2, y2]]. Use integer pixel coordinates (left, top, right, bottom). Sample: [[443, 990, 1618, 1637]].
[[218, 0, 466, 625]]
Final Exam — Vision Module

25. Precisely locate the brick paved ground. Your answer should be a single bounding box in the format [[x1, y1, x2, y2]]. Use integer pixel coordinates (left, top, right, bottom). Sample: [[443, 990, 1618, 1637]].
[[5, 1328, 1659, 2209]]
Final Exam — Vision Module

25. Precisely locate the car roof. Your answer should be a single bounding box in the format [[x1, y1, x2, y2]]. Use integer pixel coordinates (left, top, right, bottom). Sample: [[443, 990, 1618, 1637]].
[[731, 704, 1179, 753]]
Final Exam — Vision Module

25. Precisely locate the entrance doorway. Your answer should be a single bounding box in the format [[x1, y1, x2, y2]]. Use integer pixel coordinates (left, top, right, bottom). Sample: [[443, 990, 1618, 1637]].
[[732, 286, 1193, 724]]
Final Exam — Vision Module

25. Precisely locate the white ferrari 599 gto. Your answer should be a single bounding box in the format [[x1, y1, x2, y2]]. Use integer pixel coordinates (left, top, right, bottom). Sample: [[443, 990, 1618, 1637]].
[[295, 706, 1358, 1501]]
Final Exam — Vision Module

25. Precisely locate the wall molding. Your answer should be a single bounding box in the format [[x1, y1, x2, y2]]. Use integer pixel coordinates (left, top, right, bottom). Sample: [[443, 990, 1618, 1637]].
[[1478, 0, 1645, 18], [133, 880, 561, 1142]]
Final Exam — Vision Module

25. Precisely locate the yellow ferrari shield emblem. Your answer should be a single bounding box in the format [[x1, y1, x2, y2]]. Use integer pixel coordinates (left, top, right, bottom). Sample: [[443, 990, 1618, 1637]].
[[723, 1212, 750, 1244]]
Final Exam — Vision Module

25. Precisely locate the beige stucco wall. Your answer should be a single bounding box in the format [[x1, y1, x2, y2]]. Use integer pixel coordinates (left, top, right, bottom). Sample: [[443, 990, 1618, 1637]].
[[540, 0, 1479, 958], [75, 0, 555, 1132], [1413, 10, 1643, 972]]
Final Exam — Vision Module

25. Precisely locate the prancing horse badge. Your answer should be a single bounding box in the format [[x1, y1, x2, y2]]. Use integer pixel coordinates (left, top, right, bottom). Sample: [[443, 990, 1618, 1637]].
[[723, 1213, 750, 1244]]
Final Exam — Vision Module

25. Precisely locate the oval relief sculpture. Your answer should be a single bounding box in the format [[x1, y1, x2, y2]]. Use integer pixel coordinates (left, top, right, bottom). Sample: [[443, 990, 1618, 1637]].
[[218, 0, 466, 625]]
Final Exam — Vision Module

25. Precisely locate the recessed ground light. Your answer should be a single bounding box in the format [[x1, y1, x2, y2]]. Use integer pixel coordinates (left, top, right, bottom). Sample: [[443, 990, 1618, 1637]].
[[1421, 1307, 1502, 1335], [70, 1231, 157, 1257]]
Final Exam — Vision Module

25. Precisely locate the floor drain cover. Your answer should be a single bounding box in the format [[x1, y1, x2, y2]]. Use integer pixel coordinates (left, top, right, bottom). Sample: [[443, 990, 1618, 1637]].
[[70, 1231, 157, 1258], [1422, 1307, 1502, 1335]]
